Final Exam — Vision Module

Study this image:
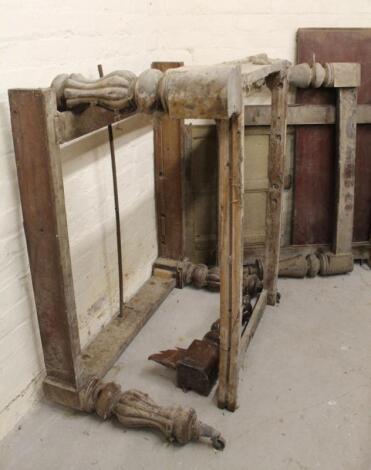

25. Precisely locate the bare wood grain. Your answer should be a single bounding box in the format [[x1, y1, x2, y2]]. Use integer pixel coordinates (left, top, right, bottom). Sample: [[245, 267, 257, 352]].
[[239, 290, 268, 368], [263, 74, 289, 305], [216, 119, 231, 408], [152, 62, 185, 260], [333, 88, 358, 254], [245, 104, 336, 126], [80, 276, 175, 381], [55, 105, 136, 143], [9, 89, 82, 388], [226, 112, 244, 411]]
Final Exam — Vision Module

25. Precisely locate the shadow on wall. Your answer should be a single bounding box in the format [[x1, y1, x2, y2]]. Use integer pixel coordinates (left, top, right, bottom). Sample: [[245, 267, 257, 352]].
[[60, 113, 158, 348], [0, 78, 159, 440], [0, 100, 46, 433]]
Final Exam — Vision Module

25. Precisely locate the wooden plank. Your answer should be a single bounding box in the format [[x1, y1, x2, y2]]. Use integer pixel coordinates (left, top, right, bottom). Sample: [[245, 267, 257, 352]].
[[184, 124, 219, 265], [245, 104, 336, 126], [55, 105, 136, 143], [226, 112, 245, 411], [264, 75, 289, 305], [239, 290, 267, 368], [80, 276, 175, 381], [152, 61, 185, 260], [183, 124, 195, 263], [183, 104, 371, 131], [333, 88, 358, 254], [216, 119, 231, 409], [246, 104, 371, 126], [295, 28, 371, 244], [9, 89, 82, 388]]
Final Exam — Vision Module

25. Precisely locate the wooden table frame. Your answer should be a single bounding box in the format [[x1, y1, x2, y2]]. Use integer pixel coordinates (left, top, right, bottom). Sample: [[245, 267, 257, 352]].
[[215, 73, 289, 410], [244, 62, 369, 271], [8, 57, 289, 414], [152, 61, 290, 410]]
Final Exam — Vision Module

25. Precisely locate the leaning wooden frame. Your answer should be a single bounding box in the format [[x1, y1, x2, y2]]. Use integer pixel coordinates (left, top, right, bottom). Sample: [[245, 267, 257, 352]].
[[180, 61, 367, 277], [148, 56, 290, 411], [244, 61, 366, 275], [8, 54, 289, 428]]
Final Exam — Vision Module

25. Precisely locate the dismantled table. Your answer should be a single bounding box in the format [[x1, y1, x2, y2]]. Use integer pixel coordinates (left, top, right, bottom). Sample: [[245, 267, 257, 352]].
[[9, 55, 290, 422]]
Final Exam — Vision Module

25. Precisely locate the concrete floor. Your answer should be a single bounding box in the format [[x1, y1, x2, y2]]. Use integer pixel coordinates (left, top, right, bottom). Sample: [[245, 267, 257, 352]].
[[1, 265, 371, 470]]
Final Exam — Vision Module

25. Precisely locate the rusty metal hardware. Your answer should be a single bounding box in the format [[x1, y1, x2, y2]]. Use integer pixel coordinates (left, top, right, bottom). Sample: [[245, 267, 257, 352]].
[[149, 296, 253, 396], [176, 339, 219, 396], [98, 64, 124, 317], [149, 326, 219, 396]]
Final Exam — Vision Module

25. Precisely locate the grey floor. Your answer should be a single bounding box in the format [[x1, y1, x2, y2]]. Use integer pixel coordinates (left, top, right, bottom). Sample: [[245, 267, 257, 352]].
[[1, 265, 371, 470]]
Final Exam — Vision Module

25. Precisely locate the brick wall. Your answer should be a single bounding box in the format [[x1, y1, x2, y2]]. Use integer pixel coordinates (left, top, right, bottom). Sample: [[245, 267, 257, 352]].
[[1, 0, 371, 441]]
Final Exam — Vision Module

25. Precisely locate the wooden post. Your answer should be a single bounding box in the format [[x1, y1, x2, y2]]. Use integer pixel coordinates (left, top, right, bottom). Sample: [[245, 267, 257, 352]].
[[9, 89, 82, 388], [152, 62, 185, 260], [216, 119, 231, 409], [217, 113, 244, 411], [264, 73, 289, 305], [226, 112, 244, 411], [333, 87, 358, 255]]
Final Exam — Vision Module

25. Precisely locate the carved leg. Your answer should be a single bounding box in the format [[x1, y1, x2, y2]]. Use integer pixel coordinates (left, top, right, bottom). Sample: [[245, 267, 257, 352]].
[[181, 261, 262, 296], [81, 378, 225, 450], [264, 72, 288, 305], [276, 252, 352, 277]]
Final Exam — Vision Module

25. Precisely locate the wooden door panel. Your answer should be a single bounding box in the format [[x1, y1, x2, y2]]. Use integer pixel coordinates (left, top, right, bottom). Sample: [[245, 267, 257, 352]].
[[185, 126, 294, 264], [244, 192, 267, 244], [294, 28, 371, 244], [185, 125, 218, 264]]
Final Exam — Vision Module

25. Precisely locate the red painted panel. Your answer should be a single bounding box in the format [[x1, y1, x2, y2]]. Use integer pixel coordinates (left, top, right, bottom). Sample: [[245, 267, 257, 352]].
[[294, 28, 371, 244], [294, 125, 336, 244]]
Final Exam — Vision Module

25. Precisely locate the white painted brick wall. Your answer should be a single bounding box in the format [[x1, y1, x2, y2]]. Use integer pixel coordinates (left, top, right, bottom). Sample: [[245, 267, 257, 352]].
[[0, 0, 159, 439], [1, 0, 371, 441]]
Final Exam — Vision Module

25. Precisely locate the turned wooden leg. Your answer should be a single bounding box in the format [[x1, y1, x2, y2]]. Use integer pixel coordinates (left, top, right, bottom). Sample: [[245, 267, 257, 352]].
[[81, 378, 225, 449]]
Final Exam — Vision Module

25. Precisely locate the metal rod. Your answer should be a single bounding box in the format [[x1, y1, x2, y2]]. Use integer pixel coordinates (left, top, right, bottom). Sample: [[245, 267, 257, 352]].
[[98, 64, 124, 317]]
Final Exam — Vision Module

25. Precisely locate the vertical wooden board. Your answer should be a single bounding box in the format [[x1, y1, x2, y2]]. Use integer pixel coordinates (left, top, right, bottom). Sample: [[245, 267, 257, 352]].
[[334, 88, 358, 254], [264, 76, 289, 305], [243, 132, 269, 244], [189, 126, 218, 264], [226, 113, 244, 411], [244, 192, 267, 243], [216, 120, 231, 408], [152, 62, 185, 260], [244, 133, 269, 183], [281, 131, 295, 246], [294, 28, 371, 244], [9, 89, 81, 388], [184, 125, 218, 264]]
